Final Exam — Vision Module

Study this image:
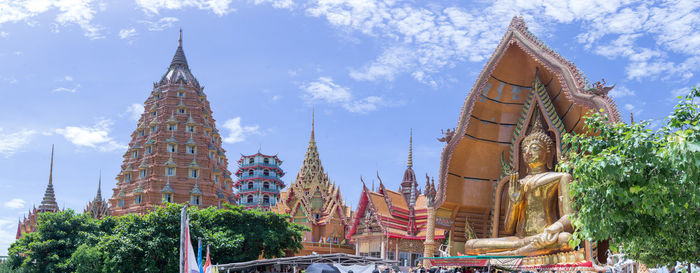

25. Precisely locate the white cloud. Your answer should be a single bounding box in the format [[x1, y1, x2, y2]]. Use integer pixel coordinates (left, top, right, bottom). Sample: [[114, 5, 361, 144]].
[[140, 17, 179, 31], [0, 0, 104, 39], [304, 0, 700, 84], [52, 84, 80, 93], [253, 0, 294, 10], [0, 31, 8, 37], [222, 117, 260, 144], [125, 103, 145, 121], [300, 77, 385, 113], [271, 95, 282, 101], [135, 0, 234, 16], [0, 128, 37, 158], [3, 198, 25, 209], [55, 119, 125, 152], [608, 86, 636, 98], [63, 75, 73, 81], [119, 28, 137, 40]]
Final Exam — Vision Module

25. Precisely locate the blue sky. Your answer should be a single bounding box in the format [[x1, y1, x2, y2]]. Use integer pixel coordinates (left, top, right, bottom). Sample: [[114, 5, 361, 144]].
[[0, 0, 698, 255]]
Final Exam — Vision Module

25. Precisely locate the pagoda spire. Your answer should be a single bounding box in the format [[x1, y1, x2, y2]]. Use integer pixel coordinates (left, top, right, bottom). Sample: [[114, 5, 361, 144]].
[[310, 108, 315, 142], [38, 145, 59, 213], [170, 29, 189, 69], [407, 128, 413, 168], [95, 170, 102, 202]]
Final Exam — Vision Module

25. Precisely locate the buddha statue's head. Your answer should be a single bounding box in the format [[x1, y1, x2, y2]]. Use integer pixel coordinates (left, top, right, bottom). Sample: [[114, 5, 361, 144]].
[[522, 117, 554, 173]]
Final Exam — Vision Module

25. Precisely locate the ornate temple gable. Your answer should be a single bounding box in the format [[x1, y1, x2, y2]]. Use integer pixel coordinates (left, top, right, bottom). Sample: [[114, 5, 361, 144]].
[[84, 173, 111, 219], [435, 16, 620, 209], [430, 17, 621, 248], [347, 182, 387, 238], [108, 31, 234, 215]]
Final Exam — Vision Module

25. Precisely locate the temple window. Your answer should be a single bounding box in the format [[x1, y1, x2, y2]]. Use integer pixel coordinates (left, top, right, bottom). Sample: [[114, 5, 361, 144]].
[[247, 195, 253, 203], [187, 146, 196, 154], [190, 169, 198, 178], [139, 130, 145, 137], [167, 167, 175, 176], [191, 195, 201, 205], [205, 131, 209, 136], [179, 108, 186, 114], [178, 91, 184, 97], [248, 170, 254, 176], [314, 214, 320, 220], [155, 94, 160, 99], [163, 194, 172, 203], [263, 158, 269, 164], [214, 175, 219, 182], [146, 146, 152, 154], [186, 125, 194, 132], [263, 170, 269, 176], [209, 151, 213, 158], [118, 199, 124, 207], [248, 182, 253, 189], [134, 195, 142, 204], [168, 124, 176, 131], [125, 173, 131, 183], [263, 182, 270, 189], [263, 195, 270, 204], [168, 144, 176, 152], [249, 158, 254, 164], [140, 169, 147, 178], [151, 111, 156, 117], [132, 151, 138, 158], [151, 126, 157, 133], [218, 201, 222, 208]]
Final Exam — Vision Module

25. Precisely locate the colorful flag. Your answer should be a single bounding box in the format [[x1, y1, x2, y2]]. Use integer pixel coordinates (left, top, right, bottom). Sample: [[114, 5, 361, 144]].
[[203, 245, 213, 273], [198, 239, 203, 273], [181, 206, 201, 273]]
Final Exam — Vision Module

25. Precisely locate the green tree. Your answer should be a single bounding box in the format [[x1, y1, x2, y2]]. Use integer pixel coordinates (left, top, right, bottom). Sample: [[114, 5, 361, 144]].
[[7, 203, 308, 272], [7, 210, 99, 273], [559, 87, 700, 267]]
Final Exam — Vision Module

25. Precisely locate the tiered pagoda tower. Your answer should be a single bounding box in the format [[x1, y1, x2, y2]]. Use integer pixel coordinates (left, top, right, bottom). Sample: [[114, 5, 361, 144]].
[[109, 31, 234, 215], [17, 145, 60, 239], [84, 173, 110, 219], [233, 152, 285, 211], [273, 112, 354, 255]]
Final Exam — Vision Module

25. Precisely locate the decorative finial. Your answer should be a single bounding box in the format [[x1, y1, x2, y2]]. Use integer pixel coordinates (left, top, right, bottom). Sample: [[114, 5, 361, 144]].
[[96, 169, 102, 200], [179, 28, 182, 47], [49, 144, 54, 185], [630, 112, 635, 124], [310, 108, 315, 141], [407, 129, 413, 168]]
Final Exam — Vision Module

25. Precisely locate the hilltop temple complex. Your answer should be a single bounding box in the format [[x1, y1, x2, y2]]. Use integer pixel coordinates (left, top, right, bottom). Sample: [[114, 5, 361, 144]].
[[273, 113, 354, 255], [234, 152, 285, 211], [347, 132, 444, 266], [108, 31, 235, 215], [17, 146, 61, 239], [422, 16, 620, 267]]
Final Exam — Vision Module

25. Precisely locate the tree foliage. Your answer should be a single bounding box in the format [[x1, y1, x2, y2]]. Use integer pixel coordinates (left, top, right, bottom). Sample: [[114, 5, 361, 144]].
[[559, 87, 700, 267], [7, 204, 308, 273]]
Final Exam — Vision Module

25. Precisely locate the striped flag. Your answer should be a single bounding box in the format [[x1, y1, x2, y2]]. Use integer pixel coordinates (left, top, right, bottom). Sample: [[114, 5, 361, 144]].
[[180, 206, 201, 273]]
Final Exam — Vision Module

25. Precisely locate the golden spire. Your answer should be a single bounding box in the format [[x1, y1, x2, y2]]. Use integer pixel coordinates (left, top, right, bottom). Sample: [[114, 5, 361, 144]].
[[178, 28, 182, 47], [407, 129, 413, 168]]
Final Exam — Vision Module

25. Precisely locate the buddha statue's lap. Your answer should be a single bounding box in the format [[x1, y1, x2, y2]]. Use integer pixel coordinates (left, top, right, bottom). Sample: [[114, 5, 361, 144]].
[[464, 118, 574, 256]]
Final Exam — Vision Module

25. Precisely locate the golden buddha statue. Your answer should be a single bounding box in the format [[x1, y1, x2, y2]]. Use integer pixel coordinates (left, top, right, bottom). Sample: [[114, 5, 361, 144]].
[[464, 118, 574, 256]]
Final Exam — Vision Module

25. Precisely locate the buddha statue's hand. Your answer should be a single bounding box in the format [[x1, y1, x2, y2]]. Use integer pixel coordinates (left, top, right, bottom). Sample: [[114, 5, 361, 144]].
[[532, 222, 564, 248], [507, 172, 522, 202]]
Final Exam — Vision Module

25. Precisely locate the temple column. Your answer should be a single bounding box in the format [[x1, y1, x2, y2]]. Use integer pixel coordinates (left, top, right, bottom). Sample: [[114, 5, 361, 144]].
[[423, 206, 436, 258], [355, 238, 360, 255], [380, 238, 386, 259]]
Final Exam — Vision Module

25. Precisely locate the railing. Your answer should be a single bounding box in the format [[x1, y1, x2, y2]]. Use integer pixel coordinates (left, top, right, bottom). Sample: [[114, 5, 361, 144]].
[[239, 162, 282, 169], [238, 200, 277, 206], [237, 186, 280, 193], [237, 175, 284, 181]]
